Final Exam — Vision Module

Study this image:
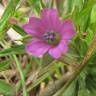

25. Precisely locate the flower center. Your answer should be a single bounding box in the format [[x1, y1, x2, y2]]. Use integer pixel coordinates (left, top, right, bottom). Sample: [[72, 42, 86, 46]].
[[43, 31, 61, 45]]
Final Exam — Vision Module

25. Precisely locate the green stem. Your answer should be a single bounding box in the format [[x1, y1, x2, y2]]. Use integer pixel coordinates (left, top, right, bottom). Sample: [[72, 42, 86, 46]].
[[13, 55, 27, 96]]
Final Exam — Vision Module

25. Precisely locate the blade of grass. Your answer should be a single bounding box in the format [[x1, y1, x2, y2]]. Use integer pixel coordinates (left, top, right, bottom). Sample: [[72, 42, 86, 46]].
[[0, 0, 23, 40], [0, 40, 27, 96], [13, 54, 27, 96]]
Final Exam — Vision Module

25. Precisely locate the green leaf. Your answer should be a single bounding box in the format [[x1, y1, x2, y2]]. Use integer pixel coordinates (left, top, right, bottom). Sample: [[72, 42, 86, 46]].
[[0, 80, 15, 95], [78, 70, 89, 96], [72, 0, 95, 30], [56, 0, 65, 16], [0, 45, 25, 57], [27, 0, 41, 14], [40, 0, 46, 8], [62, 81, 77, 96], [42, 53, 54, 66], [85, 62, 96, 94], [0, 60, 11, 71], [80, 39, 88, 56], [12, 24, 27, 36], [91, 4, 96, 23], [85, 29, 94, 45]]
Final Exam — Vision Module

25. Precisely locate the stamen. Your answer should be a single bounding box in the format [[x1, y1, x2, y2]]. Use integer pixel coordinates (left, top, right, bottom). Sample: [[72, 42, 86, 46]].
[[43, 31, 55, 40], [43, 31, 61, 45]]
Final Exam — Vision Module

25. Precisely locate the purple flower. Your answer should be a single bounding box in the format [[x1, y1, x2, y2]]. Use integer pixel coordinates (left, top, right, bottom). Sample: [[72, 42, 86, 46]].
[[23, 9, 76, 59]]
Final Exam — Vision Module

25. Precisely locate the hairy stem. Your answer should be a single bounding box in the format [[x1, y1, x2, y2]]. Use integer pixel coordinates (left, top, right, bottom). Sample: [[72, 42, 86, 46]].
[[55, 36, 96, 96], [39, 72, 71, 96]]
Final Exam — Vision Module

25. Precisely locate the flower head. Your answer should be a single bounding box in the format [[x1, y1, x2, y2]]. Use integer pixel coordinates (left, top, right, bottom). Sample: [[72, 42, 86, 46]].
[[23, 8, 76, 59]]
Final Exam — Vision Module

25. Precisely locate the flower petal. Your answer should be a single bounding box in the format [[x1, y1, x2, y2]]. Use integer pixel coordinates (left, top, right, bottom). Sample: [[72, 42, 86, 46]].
[[49, 40, 68, 59], [26, 39, 51, 57], [49, 47, 61, 59], [23, 24, 37, 36], [41, 8, 62, 32], [23, 17, 44, 37], [61, 19, 76, 39], [57, 40, 68, 52]]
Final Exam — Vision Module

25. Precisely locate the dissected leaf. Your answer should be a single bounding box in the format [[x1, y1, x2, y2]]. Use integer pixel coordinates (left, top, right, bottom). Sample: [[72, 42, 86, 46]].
[[0, 60, 11, 71], [0, 45, 25, 57], [0, 80, 15, 95]]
